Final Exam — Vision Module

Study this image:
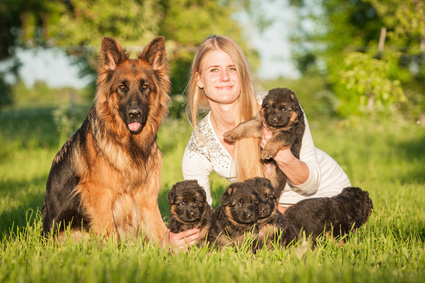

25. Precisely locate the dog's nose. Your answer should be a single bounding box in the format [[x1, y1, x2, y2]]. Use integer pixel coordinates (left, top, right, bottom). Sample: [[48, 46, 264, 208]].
[[128, 107, 141, 119], [189, 210, 196, 217]]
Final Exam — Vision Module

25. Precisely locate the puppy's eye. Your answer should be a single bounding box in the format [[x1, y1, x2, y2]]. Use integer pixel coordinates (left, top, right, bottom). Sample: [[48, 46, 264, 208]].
[[179, 201, 185, 206], [281, 107, 287, 111], [268, 106, 274, 110], [236, 202, 242, 207]]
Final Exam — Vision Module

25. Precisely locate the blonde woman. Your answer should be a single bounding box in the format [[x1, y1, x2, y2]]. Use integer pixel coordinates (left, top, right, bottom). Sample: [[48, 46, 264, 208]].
[[163, 35, 351, 250]]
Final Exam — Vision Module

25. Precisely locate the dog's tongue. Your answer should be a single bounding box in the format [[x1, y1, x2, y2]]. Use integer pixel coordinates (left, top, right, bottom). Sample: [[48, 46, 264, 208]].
[[128, 122, 141, 132]]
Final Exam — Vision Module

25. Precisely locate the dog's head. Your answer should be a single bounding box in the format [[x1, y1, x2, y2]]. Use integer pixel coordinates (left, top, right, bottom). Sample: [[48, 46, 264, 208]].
[[97, 36, 170, 135], [261, 88, 301, 128], [221, 182, 259, 224], [167, 180, 208, 223], [246, 177, 278, 219], [340, 187, 373, 226]]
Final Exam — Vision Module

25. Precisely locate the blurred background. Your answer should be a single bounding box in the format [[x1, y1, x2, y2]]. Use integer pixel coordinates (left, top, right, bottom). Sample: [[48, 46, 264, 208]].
[[0, 0, 424, 123]]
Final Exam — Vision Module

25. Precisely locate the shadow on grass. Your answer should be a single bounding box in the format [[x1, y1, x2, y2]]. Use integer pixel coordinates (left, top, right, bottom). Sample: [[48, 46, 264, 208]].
[[0, 176, 46, 237], [397, 134, 425, 183]]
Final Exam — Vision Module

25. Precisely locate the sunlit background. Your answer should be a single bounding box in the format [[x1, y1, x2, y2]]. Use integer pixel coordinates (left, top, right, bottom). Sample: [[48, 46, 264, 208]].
[[1, 0, 423, 122]]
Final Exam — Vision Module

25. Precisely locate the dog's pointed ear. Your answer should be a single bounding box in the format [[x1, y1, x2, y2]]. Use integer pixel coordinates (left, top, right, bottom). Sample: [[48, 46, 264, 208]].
[[138, 36, 168, 72], [167, 187, 176, 205], [100, 37, 127, 71], [221, 184, 238, 206]]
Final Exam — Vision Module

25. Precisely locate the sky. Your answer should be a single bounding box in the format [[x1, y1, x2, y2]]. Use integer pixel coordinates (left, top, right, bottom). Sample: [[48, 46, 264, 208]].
[[10, 1, 299, 89]]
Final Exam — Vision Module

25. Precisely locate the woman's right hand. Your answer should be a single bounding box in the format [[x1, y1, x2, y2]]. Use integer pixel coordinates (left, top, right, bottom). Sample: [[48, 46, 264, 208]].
[[162, 228, 200, 253]]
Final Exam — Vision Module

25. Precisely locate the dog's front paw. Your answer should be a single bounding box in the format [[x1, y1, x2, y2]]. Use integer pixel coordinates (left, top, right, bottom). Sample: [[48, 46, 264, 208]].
[[223, 131, 237, 142], [260, 149, 275, 160]]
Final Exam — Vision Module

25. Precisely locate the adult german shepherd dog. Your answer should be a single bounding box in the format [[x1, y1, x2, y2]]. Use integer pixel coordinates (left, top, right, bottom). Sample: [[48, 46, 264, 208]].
[[42, 36, 170, 243]]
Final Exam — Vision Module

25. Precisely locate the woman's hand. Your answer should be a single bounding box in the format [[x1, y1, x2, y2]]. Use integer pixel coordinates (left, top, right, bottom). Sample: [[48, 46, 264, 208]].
[[162, 228, 200, 253]]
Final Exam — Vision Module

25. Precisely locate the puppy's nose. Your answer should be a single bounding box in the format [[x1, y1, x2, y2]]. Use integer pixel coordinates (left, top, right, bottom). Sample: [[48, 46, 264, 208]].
[[189, 210, 196, 217]]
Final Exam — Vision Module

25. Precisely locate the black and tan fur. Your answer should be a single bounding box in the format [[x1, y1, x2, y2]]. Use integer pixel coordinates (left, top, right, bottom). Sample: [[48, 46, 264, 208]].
[[284, 187, 373, 243], [167, 180, 213, 247], [247, 177, 299, 249], [42, 36, 171, 243], [223, 88, 305, 195], [208, 182, 260, 249]]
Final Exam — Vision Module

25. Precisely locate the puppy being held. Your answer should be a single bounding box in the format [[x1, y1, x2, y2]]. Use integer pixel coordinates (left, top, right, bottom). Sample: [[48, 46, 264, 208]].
[[284, 187, 373, 244], [167, 180, 213, 247], [247, 177, 299, 249], [208, 182, 260, 250], [223, 88, 305, 195], [223, 87, 305, 160]]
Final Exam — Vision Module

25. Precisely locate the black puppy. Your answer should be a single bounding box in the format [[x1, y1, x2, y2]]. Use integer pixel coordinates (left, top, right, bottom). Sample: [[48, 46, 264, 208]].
[[223, 88, 305, 196], [247, 177, 299, 249], [208, 182, 260, 249], [284, 187, 373, 243], [167, 180, 213, 247]]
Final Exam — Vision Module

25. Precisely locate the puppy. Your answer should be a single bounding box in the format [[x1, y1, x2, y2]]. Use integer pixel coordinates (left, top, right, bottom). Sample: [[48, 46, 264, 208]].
[[284, 187, 373, 243], [223, 87, 305, 160], [167, 180, 213, 247], [247, 177, 299, 249], [208, 182, 260, 249], [223, 88, 305, 195]]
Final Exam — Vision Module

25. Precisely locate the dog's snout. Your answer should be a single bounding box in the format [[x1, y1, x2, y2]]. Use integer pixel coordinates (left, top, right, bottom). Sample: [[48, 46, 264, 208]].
[[128, 107, 142, 119]]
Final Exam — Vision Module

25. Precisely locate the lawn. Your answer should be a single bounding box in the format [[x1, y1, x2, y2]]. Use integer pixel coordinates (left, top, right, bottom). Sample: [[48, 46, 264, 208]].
[[0, 105, 424, 282]]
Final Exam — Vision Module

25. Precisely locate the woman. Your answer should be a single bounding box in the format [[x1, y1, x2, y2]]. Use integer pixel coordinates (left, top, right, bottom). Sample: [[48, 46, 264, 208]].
[[164, 35, 351, 250]]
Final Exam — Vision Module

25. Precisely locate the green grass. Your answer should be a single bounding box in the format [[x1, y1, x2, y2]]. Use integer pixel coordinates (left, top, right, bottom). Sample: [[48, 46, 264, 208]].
[[1, 106, 425, 282]]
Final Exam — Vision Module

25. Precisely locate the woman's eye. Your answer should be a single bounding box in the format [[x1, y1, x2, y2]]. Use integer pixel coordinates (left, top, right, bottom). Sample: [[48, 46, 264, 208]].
[[229, 67, 236, 72], [210, 68, 218, 72]]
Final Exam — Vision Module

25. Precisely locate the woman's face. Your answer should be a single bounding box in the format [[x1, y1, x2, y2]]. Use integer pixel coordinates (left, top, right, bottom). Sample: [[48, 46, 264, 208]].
[[196, 50, 241, 105]]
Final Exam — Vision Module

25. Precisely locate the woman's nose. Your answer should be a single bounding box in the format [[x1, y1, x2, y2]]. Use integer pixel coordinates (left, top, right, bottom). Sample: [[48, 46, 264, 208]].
[[220, 69, 230, 81]]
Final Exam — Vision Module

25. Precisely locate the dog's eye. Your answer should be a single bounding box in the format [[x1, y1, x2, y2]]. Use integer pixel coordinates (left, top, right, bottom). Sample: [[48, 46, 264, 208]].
[[179, 201, 185, 206], [141, 83, 149, 91], [268, 106, 274, 110], [118, 84, 127, 92], [236, 202, 242, 207], [281, 107, 287, 111]]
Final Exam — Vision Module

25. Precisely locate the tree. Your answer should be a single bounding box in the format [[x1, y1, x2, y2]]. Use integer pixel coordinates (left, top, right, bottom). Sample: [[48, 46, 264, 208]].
[[0, 0, 260, 111], [288, 0, 425, 118]]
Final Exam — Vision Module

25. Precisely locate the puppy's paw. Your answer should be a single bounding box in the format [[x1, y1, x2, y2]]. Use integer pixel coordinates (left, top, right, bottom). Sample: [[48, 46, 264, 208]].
[[260, 149, 276, 160], [223, 131, 238, 142]]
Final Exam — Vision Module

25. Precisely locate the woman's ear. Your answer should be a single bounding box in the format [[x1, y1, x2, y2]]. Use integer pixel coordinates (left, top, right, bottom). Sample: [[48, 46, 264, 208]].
[[196, 72, 204, 88]]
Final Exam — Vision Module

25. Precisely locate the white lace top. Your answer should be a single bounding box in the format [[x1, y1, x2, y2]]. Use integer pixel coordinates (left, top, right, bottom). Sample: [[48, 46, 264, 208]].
[[182, 110, 351, 206]]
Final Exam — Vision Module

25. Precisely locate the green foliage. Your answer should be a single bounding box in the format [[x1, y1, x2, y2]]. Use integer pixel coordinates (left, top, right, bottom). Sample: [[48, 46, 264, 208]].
[[338, 52, 406, 115], [288, 0, 425, 119], [1, 107, 425, 282]]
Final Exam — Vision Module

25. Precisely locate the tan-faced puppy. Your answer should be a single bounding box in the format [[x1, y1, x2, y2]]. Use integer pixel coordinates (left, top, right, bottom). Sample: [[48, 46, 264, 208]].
[[167, 180, 213, 247], [208, 182, 260, 250], [247, 177, 299, 249], [223, 88, 305, 196], [284, 187, 373, 244]]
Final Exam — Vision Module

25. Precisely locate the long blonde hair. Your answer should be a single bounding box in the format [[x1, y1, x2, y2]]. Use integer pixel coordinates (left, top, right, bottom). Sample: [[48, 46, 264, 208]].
[[186, 35, 266, 181]]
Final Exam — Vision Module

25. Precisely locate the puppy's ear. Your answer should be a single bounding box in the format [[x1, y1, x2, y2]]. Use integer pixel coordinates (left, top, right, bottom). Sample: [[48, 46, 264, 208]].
[[167, 187, 176, 205], [221, 184, 238, 206]]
